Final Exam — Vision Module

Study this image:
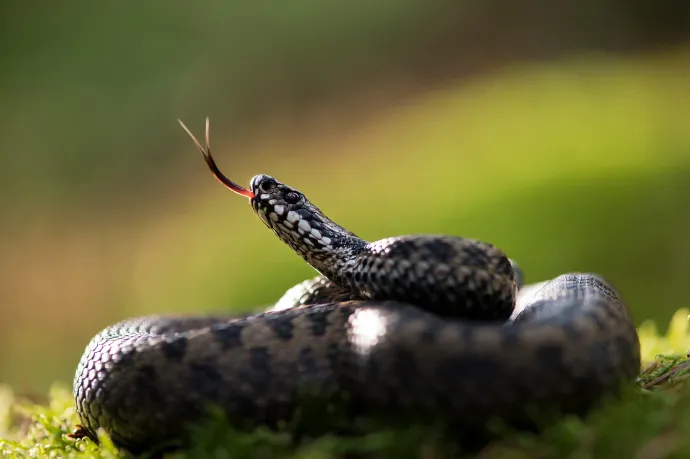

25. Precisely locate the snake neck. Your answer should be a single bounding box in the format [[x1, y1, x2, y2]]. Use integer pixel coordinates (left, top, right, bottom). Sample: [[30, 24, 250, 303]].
[[295, 232, 369, 286], [252, 196, 369, 286]]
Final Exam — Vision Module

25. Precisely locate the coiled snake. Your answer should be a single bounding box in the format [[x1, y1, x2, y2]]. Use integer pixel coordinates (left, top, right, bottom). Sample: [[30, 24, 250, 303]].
[[73, 118, 641, 453]]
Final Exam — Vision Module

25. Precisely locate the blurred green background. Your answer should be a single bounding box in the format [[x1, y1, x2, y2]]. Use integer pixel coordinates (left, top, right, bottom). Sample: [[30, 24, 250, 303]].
[[1, 2, 689, 392]]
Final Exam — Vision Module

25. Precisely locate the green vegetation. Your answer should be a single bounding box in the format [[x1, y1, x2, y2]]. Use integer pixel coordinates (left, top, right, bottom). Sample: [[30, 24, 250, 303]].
[[0, 309, 688, 458]]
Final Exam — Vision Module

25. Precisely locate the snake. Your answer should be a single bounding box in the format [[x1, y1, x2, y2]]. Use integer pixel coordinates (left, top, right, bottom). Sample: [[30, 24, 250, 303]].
[[72, 118, 642, 453]]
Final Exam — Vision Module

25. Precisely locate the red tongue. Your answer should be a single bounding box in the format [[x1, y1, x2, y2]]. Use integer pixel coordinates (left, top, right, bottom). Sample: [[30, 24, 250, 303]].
[[178, 118, 256, 199]]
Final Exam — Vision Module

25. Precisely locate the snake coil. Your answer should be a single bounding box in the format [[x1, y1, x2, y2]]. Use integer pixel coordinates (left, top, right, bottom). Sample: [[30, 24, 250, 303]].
[[73, 118, 641, 453]]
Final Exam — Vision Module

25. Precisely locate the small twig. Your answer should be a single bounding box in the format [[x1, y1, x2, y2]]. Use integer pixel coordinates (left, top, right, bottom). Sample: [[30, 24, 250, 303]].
[[639, 361, 659, 376], [643, 360, 690, 389], [66, 424, 89, 440]]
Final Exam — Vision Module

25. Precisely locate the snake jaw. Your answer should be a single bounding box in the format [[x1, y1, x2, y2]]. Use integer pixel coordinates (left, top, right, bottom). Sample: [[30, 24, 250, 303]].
[[178, 117, 256, 199]]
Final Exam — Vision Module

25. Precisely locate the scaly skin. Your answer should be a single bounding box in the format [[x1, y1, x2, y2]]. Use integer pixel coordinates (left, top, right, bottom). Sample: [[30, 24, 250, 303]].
[[72, 120, 641, 453]]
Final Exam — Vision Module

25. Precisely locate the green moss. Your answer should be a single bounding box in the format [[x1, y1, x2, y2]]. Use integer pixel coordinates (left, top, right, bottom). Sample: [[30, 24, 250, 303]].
[[2, 310, 689, 459]]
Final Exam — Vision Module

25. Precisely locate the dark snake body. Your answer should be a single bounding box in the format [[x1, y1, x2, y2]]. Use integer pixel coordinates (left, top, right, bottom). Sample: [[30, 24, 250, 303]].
[[72, 127, 642, 453]]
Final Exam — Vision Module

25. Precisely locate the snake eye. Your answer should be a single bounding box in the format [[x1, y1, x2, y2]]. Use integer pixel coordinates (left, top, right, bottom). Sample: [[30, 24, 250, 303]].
[[259, 180, 276, 193], [285, 192, 300, 204]]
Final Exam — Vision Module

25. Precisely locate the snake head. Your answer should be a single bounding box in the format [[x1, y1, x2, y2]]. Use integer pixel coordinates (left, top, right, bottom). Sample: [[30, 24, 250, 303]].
[[248, 174, 345, 257], [177, 117, 307, 218], [178, 117, 354, 253], [248, 174, 308, 228], [245, 174, 369, 281]]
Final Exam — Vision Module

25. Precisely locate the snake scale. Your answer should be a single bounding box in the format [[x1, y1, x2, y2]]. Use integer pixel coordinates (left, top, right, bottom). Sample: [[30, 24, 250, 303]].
[[73, 118, 641, 453]]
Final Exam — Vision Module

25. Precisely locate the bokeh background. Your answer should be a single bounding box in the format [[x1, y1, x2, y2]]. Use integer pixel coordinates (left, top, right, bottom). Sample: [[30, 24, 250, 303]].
[[1, 2, 689, 393]]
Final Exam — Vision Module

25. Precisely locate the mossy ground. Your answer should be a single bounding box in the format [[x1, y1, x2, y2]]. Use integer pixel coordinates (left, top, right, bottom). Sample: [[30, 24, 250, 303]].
[[1, 309, 689, 459]]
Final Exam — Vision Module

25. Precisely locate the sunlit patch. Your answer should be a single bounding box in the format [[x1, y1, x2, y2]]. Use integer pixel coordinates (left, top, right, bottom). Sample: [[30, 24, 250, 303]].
[[349, 308, 388, 356], [511, 280, 549, 320]]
